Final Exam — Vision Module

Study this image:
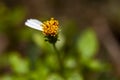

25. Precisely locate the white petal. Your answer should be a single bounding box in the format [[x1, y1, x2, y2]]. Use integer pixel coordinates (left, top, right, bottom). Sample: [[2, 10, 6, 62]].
[[25, 19, 43, 31], [29, 19, 42, 24]]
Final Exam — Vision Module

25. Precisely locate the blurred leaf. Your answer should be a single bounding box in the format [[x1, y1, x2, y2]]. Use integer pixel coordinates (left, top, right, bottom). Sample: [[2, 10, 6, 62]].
[[77, 28, 99, 61], [64, 57, 77, 69], [29, 65, 49, 80], [9, 52, 29, 74], [47, 73, 63, 80], [67, 72, 83, 80], [13, 76, 28, 80], [29, 71, 40, 80], [7, 7, 26, 25], [32, 32, 53, 53], [1, 75, 12, 80], [56, 33, 65, 50], [28, 60, 49, 80], [36, 64, 49, 80], [87, 60, 104, 71], [19, 28, 32, 41], [45, 54, 59, 70]]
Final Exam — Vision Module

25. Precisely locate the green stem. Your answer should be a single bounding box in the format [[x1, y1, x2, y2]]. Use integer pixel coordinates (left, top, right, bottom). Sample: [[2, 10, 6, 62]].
[[52, 43, 64, 78]]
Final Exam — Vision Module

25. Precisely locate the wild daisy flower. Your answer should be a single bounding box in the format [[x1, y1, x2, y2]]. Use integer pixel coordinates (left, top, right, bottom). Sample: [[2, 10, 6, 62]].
[[25, 18, 63, 77], [25, 18, 59, 43]]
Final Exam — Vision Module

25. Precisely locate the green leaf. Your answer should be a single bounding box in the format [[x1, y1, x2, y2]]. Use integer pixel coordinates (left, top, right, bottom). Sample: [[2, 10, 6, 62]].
[[77, 28, 99, 61], [9, 52, 29, 74], [32, 32, 53, 53], [88, 60, 104, 71], [29, 62, 49, 80], [37, 64, 49, 80], [45, 54, 59, 70], [47, 73, 64, 80], [67, 72, 83, 80], [64, 57, 77, 69]]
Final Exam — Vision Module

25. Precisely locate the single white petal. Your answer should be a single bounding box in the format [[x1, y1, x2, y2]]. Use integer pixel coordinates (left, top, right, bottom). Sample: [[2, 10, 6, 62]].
[[25, 19, 43, 31], [29, 19, 42, 24]]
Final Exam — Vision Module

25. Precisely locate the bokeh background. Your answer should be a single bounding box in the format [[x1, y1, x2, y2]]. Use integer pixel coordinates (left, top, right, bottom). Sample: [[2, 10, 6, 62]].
[[0, 0, 120, 80]]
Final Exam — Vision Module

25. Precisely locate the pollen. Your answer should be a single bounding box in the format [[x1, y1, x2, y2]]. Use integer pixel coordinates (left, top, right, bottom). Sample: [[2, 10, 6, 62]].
[[42, 18, 59, 36]]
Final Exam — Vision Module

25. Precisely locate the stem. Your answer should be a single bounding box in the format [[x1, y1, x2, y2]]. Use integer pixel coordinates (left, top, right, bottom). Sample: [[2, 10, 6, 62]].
[[52, 43, 64, 78]]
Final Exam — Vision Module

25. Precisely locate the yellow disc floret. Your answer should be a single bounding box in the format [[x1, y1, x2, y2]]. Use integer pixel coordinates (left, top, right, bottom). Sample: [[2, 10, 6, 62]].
[[42, 18, 59, 36]]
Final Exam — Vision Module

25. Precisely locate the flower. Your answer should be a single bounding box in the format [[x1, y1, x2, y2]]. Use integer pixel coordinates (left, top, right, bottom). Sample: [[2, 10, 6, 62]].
[[25, 18, 59, 37], [25, 18, 59, 44]]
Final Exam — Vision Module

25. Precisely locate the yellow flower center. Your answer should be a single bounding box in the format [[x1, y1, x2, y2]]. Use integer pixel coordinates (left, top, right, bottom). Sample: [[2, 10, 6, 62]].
[[42, 18, 59, 36]]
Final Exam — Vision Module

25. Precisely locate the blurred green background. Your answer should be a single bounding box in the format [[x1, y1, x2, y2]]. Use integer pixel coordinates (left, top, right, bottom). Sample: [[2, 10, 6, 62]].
[[0, 0, 120, 80]]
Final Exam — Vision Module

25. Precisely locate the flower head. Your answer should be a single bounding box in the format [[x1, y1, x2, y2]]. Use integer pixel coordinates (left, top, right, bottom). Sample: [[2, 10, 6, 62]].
[[25, 18, 59, 36], [25, 18, 59, 43], [42, 18, 59, 36]]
